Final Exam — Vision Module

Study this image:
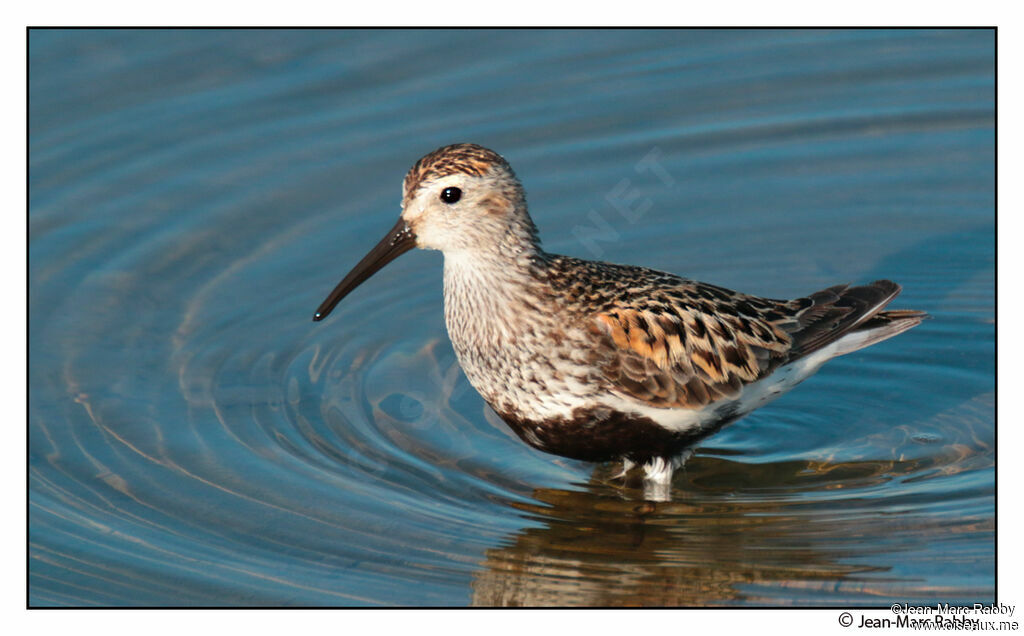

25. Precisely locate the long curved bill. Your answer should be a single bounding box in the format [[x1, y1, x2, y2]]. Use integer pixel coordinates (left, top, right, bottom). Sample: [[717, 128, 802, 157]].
[[312, 217, 417, 321]]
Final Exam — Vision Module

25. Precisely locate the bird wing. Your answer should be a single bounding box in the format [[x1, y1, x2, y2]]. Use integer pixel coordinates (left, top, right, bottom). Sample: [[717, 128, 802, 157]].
[[590, 279, 907, 409]]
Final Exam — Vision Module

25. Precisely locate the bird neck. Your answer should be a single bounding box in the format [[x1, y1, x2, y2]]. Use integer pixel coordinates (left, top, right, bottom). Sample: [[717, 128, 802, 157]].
[[495, 207, 542, 259], [441, 241, 551, 353], [441, 244, 543, 309]]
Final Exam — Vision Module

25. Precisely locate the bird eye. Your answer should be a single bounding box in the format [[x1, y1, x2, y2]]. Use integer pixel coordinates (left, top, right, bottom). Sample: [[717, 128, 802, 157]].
[[440, 187, 462, 204]]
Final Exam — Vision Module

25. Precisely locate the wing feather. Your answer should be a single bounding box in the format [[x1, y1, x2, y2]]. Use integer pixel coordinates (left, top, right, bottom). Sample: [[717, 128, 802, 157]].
[[592, 285, 792, 408], [589, 277, 911, 410]]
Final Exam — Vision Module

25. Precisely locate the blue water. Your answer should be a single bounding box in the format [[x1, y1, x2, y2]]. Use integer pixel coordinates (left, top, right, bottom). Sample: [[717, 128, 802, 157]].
[[29, 28, 994, 606]]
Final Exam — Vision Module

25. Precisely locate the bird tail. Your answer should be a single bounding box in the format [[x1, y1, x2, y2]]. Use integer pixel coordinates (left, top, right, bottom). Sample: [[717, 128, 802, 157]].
[[789, 280, 928, 359], [830, 308, 929, 357]]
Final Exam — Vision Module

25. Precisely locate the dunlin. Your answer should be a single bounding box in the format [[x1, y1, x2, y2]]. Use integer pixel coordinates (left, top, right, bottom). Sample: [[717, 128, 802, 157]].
[[314, 143, 926, 500]]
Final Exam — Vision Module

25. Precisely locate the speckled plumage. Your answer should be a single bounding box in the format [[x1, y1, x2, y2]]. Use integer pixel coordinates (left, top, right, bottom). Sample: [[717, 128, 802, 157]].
[[315, 143, 927, 500]]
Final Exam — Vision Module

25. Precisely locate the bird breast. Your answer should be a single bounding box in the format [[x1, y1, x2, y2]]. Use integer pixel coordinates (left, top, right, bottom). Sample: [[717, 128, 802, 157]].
[[441, 252, 601, 421]]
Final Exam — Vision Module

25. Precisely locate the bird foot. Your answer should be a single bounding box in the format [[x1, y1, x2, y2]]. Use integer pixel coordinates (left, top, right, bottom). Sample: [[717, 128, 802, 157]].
[[613, 450, 694, 501]]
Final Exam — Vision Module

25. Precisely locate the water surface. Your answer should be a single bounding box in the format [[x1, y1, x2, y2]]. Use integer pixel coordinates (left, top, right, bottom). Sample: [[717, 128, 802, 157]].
[[29, 28, 994, 606]]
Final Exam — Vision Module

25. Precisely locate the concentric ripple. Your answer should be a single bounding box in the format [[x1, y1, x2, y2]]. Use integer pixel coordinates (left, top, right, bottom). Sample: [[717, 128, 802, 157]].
[[30, 29, 993, 606]]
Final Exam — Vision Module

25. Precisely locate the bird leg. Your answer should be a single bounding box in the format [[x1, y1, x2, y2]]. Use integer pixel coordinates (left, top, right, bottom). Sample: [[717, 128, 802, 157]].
[[640, 450, 694, 502]]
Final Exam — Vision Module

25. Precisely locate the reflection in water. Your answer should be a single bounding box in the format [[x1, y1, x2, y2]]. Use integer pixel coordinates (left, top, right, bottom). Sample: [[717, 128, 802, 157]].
[[474, 486, 887, 607], [473, 486, 991, 606], [475, 466, 992, 606]]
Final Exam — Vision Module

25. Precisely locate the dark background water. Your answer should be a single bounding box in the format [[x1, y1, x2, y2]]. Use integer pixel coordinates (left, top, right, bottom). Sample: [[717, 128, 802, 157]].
[[29, 28, 994, 606]]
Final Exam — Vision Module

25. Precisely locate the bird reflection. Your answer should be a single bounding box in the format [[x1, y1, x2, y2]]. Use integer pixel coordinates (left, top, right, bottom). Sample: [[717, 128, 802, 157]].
[[471, 452, 992, 606]]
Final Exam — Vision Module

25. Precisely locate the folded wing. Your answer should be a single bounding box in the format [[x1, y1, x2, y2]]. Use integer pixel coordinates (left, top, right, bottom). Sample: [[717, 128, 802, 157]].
[[591, 279, 919, 409]]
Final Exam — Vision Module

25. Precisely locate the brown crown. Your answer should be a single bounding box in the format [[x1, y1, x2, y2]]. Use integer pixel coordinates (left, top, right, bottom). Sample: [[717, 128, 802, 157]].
[[403, 143, 512, 198]]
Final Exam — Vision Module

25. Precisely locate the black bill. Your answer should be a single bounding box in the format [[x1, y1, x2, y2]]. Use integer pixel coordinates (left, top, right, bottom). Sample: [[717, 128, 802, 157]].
[[312, 217, 417, 321]]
